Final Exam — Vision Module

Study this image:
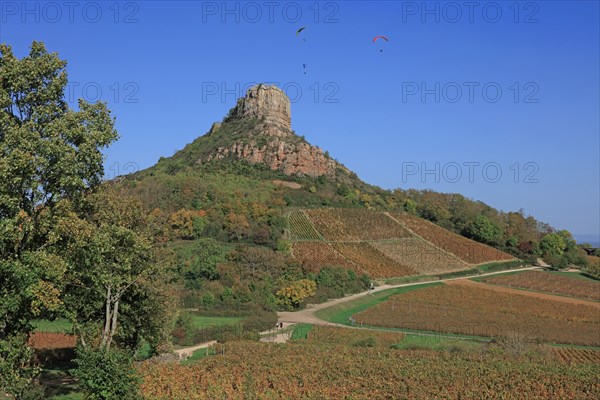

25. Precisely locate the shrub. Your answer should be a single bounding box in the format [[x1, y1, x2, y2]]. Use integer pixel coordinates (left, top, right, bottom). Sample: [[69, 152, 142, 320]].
[[74, 347, 140, 400], [202, 292, 216, 307], [0, 335, 44, 400], [241, 311, 278, 332]]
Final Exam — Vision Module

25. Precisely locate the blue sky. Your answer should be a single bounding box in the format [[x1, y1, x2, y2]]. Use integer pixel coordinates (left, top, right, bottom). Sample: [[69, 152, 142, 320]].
[[2, 1, 599, 242]]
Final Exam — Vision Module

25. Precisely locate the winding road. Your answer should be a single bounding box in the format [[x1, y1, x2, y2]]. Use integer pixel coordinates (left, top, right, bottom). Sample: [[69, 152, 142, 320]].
[[176, 266, 540, 356], [277, 266, 541, 326]]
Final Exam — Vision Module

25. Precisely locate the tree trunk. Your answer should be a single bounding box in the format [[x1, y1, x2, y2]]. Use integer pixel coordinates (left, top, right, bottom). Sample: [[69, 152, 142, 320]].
[[100, 286, 112, 348], [106, 298, 120, 350]]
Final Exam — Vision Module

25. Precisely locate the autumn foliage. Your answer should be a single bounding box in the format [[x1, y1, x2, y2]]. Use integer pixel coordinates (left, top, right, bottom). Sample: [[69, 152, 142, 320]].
[[137, 340, 600, 399], [354, 283, 600, 346], [275, 279, 317, 309], [482, 271, 600, 301], [288, 209, 514, 278]]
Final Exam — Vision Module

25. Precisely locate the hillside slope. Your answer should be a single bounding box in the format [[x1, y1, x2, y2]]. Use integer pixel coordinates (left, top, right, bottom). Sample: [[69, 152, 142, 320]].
[[118, 83, 579, 280], [135, 84, 352, 181], [287, 209, 514, 278]]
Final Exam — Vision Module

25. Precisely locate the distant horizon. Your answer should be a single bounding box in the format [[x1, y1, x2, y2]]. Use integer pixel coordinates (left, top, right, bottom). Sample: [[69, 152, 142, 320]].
[[573, 234, 600, 247]]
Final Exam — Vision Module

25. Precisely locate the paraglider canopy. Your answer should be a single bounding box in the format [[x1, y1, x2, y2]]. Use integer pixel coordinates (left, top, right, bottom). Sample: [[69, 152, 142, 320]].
[[372, 35, 389, 43], [296, 27, 306, 36], [373, 36, 389, 52]]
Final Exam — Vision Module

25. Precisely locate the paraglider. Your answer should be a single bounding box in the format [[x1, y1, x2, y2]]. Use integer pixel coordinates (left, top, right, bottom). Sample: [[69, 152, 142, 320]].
[[373, 35, 389, 52], [296, 27, 307, 42], [372, 35, 389, 43], [297, 27, 308, 74]]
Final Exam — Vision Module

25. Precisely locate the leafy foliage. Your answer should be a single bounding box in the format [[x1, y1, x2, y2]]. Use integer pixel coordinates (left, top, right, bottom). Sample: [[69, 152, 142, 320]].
[[74, 347, 140, 400], [60, 186, 174, 353], [178, 238, 226, 288], [276, 279, 317, 309], [0, 41, 118, 397], [138, 340, 600, 399], [0, 334, 44, 399], [466, 215, 503, 246]]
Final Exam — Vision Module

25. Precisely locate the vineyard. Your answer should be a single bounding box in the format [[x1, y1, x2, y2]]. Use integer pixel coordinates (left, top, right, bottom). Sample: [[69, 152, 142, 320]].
[[29, 332, 77, 350], [304, 208, 412, 241], [331, 242, 416, 278], [372, 238, 467, 274], [305, 325, 404, 348], [291, 242, 359, 273], [287, 208, 516, 278], [138, 340, 600, 399], [353, 283, 600, 346], [481, 271, 600, 301], [550, 347, 600, 364], [389, 212, 514, 264], [29, 332, 77, 365], [287, 211, 323, 241]]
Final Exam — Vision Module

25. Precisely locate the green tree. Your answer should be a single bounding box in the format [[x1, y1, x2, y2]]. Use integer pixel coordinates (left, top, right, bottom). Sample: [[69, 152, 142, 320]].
[[506, 235, 519, 250], [60, 187, 170, 352], [584, 258, 600, 279], [0, 41, 118, 397], [540, 233, 566, 258], [403, 199, 417, 214], [466, 215, 503, 245], [182, 238, 226, 286]]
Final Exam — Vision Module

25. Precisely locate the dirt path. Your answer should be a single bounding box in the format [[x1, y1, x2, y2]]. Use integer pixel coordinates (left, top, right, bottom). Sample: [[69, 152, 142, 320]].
[[176, 323, 298, 359], [260, 322, 296, 343], [175, 267, 540, 356], [174, 340, 218, 360], [448, 279, 600, 308], [277, 266, 541, 325]]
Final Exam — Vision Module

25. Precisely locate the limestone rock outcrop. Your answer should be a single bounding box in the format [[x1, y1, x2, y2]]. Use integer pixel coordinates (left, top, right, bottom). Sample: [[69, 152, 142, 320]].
[[227, 84, 291, 136], [200, 84, 349, 178]]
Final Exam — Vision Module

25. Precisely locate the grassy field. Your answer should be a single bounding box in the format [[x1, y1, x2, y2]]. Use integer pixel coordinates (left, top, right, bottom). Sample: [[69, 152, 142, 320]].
[[314, 282, 442, 325], [181, 345, 224, 365], [550, 270, 598, 281], [188, 315, 243, 328], [33, 315, 244, 333], [33, 319, 73, 333], [291, 323, 313, 340]]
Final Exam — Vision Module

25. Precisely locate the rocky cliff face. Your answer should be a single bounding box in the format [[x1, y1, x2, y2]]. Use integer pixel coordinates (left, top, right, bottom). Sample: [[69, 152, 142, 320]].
[[200, 84, 348, 178], [227, 84, 291, 135]]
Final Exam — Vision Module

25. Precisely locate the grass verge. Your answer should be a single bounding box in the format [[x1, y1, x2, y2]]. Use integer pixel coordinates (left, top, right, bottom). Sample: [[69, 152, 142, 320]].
[[315, 282, 442, 325], [291, 323, 313, 340], [384, 260, 525, 285], [181, 346, 219, 365], [33, 319, 73, 333], [189, 315, 243, 329]]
